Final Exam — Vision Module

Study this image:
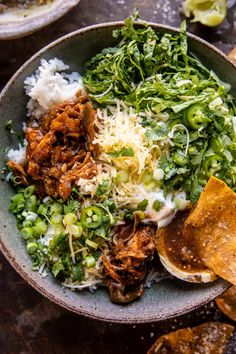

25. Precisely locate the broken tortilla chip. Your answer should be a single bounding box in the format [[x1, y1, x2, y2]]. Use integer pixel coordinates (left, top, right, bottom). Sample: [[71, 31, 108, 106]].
[[156, 210, 216, 283], [184, 176, 236, 285], [147, 322, 234, 354], [216, 286, 236, 321]]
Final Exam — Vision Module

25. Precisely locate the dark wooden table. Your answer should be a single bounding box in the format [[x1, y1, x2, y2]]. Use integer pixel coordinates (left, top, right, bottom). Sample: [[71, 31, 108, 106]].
[[1, 1, 236, 353]]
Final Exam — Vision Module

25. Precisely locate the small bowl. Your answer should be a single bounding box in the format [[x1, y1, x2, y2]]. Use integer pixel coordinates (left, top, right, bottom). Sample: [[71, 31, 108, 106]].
[[0, 0, 80, 40], [0, 22, 234, 323]]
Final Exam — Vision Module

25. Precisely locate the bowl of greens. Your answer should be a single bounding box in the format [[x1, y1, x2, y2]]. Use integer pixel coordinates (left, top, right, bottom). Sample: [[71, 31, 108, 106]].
[[0, 15, 235, 323]]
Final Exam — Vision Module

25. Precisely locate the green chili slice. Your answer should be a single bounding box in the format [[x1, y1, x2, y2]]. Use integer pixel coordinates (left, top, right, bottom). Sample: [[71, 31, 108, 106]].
[[184, 104, 211, 130], [202, 154, 223, 177], [172, 151, 189, 166], [80, 206, 103, 229]]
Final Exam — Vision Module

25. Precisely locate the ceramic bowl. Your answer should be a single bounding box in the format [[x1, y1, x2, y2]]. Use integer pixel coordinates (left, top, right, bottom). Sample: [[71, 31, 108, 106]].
[[0, 22, 234, 323], [0, 0, 80, 40]]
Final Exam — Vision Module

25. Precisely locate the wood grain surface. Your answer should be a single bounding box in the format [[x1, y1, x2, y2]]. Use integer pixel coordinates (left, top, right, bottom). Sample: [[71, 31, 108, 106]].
[[1, 0, 236, 353]]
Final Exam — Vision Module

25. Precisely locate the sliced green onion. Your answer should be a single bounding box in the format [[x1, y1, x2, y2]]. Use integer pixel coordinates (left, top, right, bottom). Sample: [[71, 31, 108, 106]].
[[51, 213, 63, 224], [25, 195, 37, 212], [24, 211, 38, 222], [26, 242, 38, 255], [116, 170, 129, 183], [66, 224, 83, 237], [32, 226, 40, 238], [51, 202, 63, 215], [137, 199, 148, 211], [22, 220, 33, 228], [84, 255, 96, 268], [85, 239, 98, 250], [53, 223, 65, 235], [141, 171, 153, 185], [37, 204, 48, 215], [35, 221, 48, 235], [23, 185, 35, 198], [49, 238, 56, 250], [9, 193, 25, 213], [20, 227, 34, 240], [64, 213, 77, 225], [11, 193, 24, 204], [153, 200, 162, 212]]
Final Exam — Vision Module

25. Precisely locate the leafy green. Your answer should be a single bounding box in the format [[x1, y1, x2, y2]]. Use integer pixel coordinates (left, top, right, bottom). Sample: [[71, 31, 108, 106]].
[[84, 15, 236, 201], [52, 259, 65, 277]]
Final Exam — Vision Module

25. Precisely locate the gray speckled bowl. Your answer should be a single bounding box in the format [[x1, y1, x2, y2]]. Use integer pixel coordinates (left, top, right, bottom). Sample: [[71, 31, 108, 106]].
[[0, 22, 234, 323]]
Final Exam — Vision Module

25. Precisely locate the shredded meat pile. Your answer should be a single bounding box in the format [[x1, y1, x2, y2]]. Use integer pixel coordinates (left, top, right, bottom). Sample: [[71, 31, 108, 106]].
[[8, 94, 98, 199], [102, 223, 156, 303]]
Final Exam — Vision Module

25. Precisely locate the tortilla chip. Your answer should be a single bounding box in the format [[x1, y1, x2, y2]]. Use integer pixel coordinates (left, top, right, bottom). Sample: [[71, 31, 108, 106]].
[[156, 210, 216, 282], [147, 322, 234, 354], [184, 176, 236, 285], [216, 286, 236, 321]]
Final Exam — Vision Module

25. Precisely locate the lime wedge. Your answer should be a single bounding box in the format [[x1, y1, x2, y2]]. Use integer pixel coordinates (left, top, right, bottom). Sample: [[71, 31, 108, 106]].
[[183, 0, 227, 27]]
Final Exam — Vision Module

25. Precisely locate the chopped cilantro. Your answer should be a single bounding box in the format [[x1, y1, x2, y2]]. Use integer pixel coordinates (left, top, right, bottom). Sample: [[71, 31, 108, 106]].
[[108, 147, 135, 158]]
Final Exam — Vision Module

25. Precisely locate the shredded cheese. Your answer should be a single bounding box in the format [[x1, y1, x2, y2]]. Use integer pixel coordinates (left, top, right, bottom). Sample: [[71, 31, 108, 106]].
[[94, 101, 151, 174], [80, 100, 190, 226]]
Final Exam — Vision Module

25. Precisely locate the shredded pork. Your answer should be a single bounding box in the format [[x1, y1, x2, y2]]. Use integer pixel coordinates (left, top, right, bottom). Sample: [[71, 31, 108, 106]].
[[7, 93, 98, 199]]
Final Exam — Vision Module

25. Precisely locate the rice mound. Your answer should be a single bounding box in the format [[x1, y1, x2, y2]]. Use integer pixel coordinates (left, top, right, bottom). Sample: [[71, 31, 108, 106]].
[[24, 58, 84, 118]]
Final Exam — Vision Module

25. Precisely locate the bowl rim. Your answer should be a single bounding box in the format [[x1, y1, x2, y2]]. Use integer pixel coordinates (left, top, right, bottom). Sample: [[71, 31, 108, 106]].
[[0, 20, 234, 323], [0, 0, 81, 40]]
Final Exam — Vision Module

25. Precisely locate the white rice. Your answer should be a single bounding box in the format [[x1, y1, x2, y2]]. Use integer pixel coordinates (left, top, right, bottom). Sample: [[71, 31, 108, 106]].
[[144, 268, 173, 288], [7, 138, 27, 164], [24, 58, 84, 118]]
